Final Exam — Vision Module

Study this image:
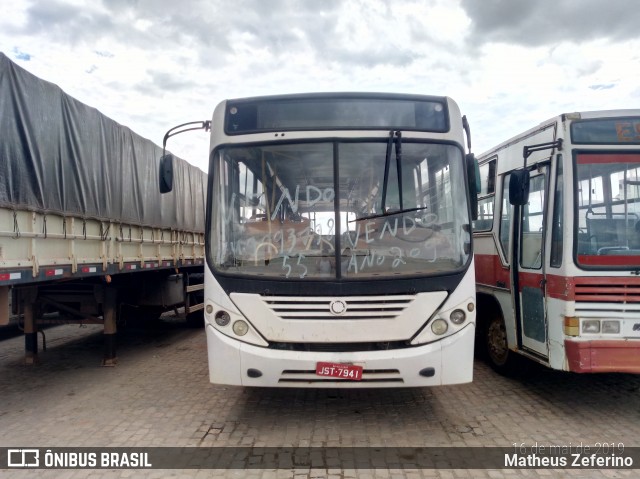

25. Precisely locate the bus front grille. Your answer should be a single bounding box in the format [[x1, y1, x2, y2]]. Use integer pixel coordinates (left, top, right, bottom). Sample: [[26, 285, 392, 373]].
[[262, 295, 415, 320], [278, 368, 403, 384], [575, 281, 640, 314], [268, 341, 410, 352]]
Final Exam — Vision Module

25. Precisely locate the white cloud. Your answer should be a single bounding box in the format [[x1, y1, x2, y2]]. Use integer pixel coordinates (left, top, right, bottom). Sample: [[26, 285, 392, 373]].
[[1, 0, 639, 168]]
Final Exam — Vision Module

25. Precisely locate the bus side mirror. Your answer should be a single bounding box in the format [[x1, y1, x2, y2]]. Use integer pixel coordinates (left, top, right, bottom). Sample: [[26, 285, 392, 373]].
[[159, 154, 174, 193], [466, 153, 480, 220], [509, 169, 530, 206]]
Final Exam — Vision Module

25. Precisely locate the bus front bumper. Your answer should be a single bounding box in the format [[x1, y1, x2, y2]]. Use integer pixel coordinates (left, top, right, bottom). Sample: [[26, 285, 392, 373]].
[[205, 323, 475, 388], [565, 339, 640, 373]]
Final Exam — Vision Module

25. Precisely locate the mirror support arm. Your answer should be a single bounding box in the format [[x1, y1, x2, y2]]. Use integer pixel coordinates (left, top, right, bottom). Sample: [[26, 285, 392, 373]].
[[159, 120, 211, 194], [162, 120, 211, 159], [522, 139, 563, 169]]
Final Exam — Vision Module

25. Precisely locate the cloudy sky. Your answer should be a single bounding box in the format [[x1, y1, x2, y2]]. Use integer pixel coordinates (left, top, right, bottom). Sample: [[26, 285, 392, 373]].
[[2, 0, 640, 172]]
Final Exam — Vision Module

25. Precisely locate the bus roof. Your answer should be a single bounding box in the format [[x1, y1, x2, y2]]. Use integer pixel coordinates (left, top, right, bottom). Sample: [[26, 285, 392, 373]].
[[223, 91, 451, 103], [479, 109, 640, 159]]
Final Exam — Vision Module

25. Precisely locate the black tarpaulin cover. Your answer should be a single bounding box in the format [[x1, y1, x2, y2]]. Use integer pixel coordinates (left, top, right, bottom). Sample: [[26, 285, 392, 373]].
[[0, 52, 206, 232]]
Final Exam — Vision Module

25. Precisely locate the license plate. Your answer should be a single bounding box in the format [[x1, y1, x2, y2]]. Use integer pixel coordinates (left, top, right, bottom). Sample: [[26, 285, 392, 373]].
[[316, 362, 363, 380]]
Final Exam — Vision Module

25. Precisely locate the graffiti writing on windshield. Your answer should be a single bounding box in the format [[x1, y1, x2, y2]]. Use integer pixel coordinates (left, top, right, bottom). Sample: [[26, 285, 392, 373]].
[[227, 187, 453, 277]]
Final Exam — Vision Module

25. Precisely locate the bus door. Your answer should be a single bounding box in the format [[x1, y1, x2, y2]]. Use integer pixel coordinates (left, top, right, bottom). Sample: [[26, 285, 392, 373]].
[[512, 166, 549, 358]]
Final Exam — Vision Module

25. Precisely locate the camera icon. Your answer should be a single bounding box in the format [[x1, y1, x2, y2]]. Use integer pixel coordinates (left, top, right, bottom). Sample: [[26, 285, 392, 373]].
[[8, 449, 40, 467]]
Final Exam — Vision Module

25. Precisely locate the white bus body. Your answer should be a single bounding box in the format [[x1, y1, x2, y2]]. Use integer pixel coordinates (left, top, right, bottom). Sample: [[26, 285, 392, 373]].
[[184, 93, 477, 387], [474, 110, 640, 374]]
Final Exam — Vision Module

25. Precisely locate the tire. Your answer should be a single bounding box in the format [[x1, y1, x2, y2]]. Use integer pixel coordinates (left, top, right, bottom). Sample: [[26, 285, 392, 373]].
[[485, 313, 518, 375]]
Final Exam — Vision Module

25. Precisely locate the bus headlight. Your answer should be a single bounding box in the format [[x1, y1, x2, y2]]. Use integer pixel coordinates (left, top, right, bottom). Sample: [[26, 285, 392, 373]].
[[215, 310, 231, 326], [233, 320, 249, 336], [602, 320, 620, 334], [431, 319, 448, 335], [582, 320, 600, 334], [450, 309, 466, 325]]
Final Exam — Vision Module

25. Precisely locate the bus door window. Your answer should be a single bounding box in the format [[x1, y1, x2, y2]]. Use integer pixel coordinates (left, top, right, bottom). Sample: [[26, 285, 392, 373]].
[[550, 156, 564, 268], [473, 158, 496, 231], [498, 173, 511, 264], [517, 168, 548, 351], [520, 174, 546, 270]]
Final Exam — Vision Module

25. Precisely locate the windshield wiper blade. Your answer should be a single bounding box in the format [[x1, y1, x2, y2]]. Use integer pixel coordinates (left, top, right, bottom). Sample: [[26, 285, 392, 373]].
[[381, 131, 394, 213], [381, 130, 403, 212], [350, 205, 431, 223], [396, 131, 403, 210]]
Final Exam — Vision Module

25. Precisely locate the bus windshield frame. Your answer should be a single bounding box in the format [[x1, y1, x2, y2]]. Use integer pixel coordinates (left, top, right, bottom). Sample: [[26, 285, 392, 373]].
[[574, 151, 640, 269], [209, 138, 471, 282]]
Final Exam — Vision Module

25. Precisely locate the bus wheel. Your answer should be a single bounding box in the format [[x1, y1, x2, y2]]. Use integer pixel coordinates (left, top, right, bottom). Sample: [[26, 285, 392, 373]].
[[485, 314, 516, 374]]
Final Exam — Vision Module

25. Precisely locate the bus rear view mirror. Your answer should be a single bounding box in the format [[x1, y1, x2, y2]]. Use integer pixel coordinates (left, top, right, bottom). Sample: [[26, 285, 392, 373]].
[[509, 169, 530, 206], [159, 154, 174, 193]]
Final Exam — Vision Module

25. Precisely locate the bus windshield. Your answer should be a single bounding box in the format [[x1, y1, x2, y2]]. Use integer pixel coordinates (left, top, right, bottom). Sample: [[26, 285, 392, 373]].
[[576, 152, 640, 267], [210, 140, 470, 279]]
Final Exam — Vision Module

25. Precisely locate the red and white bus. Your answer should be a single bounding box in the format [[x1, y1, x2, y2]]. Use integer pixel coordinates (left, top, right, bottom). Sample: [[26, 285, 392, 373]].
[[474, 110, 640, 374]]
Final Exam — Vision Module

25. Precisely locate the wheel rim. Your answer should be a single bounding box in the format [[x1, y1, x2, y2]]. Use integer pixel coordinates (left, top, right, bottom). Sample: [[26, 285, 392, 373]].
[[487, 317, 509, 366]]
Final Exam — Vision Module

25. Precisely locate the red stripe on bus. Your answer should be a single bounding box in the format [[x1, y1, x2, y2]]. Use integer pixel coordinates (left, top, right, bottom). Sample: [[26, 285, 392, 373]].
[[578, 255, 640, 266], [576, 153, 640, 164], [474, 254, 640, 302], [516, 271, 544, 289], [474, 254, 510, 288], [545, 274, 574, 300], [474, 251, 640, 302], [540, 275, 640, 301], [573, 276, 640, 286]]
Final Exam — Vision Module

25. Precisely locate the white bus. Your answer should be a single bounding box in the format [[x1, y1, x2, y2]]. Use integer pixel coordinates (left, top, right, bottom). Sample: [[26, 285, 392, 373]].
[[161, 93, 478, 387], [474, 110, 640, 374]]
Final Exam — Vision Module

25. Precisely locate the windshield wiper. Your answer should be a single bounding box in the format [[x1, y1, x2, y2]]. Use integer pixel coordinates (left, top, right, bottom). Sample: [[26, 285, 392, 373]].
[[351, 205, 431, 223], [381, 131, 394, 212], [396, 131, 403, 210], [380, 130, 403, 212]]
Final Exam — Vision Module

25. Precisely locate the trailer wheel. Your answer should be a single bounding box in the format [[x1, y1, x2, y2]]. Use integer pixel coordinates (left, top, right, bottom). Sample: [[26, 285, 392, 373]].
[[485, 313, 517, 375]]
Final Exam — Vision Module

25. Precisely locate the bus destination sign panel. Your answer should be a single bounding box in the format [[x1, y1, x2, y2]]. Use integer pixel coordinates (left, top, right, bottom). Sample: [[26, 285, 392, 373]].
[[225, 96, 448, 134], [571, 117, 640, 144]]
